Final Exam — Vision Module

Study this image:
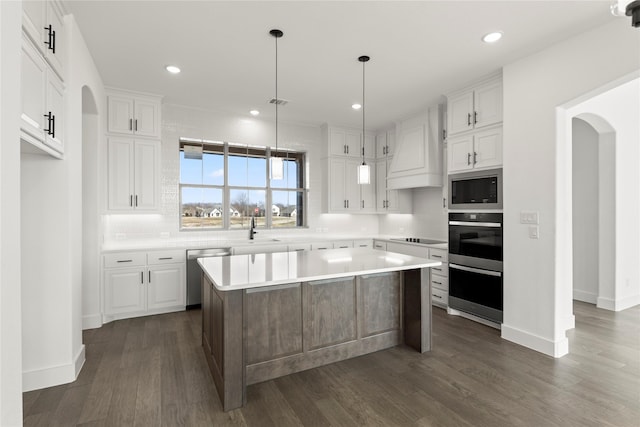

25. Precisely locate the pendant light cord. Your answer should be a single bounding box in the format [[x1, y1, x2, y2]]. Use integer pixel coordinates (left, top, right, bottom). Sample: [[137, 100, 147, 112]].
[[362, 58, 365, 165], [275, 33, 278, 156]]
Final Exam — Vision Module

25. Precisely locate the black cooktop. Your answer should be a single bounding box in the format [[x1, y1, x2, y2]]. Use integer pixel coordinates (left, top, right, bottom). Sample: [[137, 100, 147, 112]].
[[390, 237, 446, 245]]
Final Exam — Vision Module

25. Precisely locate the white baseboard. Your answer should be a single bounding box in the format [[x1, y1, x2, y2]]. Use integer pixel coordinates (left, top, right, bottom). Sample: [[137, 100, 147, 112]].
[[573, 289, 597, 304], [597, 294, 640, 311], [22, 344, 86, 392], [501, 324, 568, 358], [82, 313, 102, 330]]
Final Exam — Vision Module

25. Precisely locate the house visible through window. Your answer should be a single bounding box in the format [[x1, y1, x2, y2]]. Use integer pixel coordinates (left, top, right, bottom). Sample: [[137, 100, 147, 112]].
[[179, 139, 306, 230]]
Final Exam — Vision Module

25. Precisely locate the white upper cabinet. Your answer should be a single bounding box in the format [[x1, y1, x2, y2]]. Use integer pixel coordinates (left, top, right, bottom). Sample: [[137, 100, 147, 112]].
[[447, 75, 502, 137], [108, 138, 160, 211], [22, 0, 65, 80], [20, 33, 64, 158], [447, 128, 502, 173], [107, 91, 162, 138], [376, 129, 396, 158], [326, 125, 375, 159], [375, 158, 412, 213]]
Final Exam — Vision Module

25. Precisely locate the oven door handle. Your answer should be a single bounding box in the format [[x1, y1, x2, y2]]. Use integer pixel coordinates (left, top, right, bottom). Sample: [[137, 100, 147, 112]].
[[449, 263, 502, 277], [448, 221, 502, 227]]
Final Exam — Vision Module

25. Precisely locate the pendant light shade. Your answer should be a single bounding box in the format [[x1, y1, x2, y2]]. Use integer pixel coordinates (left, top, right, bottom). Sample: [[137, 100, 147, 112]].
[[358, 55, 370, 185], [270, 29, 284, 180]]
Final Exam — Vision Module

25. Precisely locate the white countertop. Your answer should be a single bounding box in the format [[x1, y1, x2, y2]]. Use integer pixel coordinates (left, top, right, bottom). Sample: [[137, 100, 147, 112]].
[[197, 247, 442, 292]]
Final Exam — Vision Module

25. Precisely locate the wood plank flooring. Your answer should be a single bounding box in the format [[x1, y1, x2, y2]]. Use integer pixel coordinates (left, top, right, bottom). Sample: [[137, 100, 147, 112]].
[[23, 302, 639, 426]]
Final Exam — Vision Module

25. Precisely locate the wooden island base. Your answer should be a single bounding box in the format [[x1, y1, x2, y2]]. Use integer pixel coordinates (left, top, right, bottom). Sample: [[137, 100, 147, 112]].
[[202, 268, 431, 411]]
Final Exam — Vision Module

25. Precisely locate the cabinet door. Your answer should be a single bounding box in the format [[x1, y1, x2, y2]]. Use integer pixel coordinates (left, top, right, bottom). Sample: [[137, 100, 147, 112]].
[[21, 37, 47, 144], [447, 91, 473, 135], [473, 80, 502, 129], [375, 159, 387, 211], [344, 159, 360, 211], [329, 128, 347, 156], [134, 99, 161, 138], [107, 95, 135, 135], [108, 138, 135, 210], [386, 132, 396, 157], [44, 1, 64, 79], [375, 132, 387, 159], [104, 268, 146, 315], [447, 135, 474, 173], [45, 70, 64, 154], [148, 264, 185, 310], [345, 131, 361, 158], [473, 128, 502, 170], [329, 158, 347, 212], [360, 163, 376, 211], [363, 133, 375, 160], [134, 140, 160, 210]]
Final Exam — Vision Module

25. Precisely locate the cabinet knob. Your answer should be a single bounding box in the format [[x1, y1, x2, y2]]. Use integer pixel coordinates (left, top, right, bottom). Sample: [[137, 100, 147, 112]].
[[467, 153, 471, 165]]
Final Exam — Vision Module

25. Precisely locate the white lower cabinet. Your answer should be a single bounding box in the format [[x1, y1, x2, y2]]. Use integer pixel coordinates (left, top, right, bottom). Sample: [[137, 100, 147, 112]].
[[103, 250, 185, 322]]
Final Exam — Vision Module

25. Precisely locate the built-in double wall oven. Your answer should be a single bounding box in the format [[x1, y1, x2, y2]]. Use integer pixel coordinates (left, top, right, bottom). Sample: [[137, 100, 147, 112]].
[[448, 212, 503, 324]]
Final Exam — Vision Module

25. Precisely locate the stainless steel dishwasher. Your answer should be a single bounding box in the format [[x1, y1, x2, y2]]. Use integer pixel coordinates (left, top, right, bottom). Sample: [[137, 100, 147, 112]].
[[186, 248, 231, 309]]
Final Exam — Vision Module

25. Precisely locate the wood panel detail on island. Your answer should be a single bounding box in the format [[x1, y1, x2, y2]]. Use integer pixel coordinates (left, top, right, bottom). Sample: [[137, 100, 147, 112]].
[[198, 248, 440, 411]]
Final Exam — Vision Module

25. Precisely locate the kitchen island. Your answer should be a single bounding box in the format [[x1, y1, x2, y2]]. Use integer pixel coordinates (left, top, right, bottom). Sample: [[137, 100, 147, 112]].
[[198, 247, 441, 411]]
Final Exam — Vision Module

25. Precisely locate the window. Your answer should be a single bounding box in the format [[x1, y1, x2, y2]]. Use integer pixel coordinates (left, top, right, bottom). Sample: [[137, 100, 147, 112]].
[[179, 139, 305, 230]]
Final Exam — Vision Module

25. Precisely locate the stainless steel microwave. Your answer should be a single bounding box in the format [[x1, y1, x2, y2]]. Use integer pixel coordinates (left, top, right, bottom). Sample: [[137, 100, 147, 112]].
[[448, 169, 502, 210]]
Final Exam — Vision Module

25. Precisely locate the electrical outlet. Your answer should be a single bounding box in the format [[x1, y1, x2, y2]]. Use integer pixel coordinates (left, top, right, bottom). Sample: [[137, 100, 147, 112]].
[[529, 226, 539, 239], [520, 211, 539, 224]]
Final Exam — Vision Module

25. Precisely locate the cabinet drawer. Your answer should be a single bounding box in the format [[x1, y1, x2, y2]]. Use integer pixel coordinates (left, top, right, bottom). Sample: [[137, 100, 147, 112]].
[[430, 263, 449, 278], [104, 252, 146, 268], [430, 274, 449, 291], [431, 287, 448, 307], [333, 241, 353, 249], [353, 239, 373, 248], [428, 248, 448, 263], [311, 242, 334, 250], [147, 250, 186, 265], [288, 243, 311, 252]]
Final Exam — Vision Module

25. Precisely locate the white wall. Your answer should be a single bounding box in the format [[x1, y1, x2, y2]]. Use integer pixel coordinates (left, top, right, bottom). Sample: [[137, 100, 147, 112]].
[[501, 20, 639, 357], [0, 1, 24, 424], [566, 77, 640, 311], [102, 104, 380, 247], [571, 118, 599, 303], [21, 14, 106, 391]]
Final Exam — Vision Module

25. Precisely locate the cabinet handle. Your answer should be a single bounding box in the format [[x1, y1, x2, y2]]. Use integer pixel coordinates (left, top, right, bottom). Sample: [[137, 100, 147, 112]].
[[443, 129, 446, 140], [467, 153, 471, 165], [443, 197, 446, 208], [140, 271, 143, 284], [473, 152, 477, 165], [134, 119, 138, 131], [148, 270, 151, 283], [346, 200, 349, 208], [130, 195, 133, 207], [347, 145, 349, 154], [386, 145, 389, 155], [135, 195, 138, 207], [431, 255, 443, 259], [433, 280, 442, 286], [361, 200, 364, 209], [362, 147, 364, 156], [158, 257, 173, 260], [383, 146, 386, 155], [43, 112, 52, 135], [44, 25, 54, 52], [467, 113, 471, 126], [129, 118, 133, 131], [117, 259, 133, 263], [474, 111, 478, 124], [433, 294, 442, 299], [51, 114, 55, 139]]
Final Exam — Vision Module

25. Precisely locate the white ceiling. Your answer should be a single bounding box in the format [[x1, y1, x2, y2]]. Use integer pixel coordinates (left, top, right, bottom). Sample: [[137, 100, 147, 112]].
[[65, 1, 617, 130]]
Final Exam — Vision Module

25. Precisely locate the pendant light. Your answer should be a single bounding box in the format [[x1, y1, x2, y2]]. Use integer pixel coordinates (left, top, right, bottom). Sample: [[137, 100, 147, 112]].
[[270, 29, 284, 180], [357, 55, 371, 184]]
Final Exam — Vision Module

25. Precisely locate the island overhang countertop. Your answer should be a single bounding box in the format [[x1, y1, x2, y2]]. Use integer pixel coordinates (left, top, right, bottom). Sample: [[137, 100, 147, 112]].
[[197, 247, 442, 291]]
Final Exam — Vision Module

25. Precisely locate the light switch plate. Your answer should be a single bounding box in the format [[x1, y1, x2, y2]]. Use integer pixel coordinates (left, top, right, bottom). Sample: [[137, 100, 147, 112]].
[[520, 211, 539, 224], [529, 226, 539, 239]]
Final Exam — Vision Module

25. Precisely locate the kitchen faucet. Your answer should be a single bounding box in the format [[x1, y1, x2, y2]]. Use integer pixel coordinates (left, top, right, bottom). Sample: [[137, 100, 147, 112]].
[[249, 215, 257, 240]]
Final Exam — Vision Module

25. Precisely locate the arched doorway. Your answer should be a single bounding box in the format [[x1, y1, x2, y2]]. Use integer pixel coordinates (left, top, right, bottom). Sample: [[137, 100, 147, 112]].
[[571, 115, 615, 307]]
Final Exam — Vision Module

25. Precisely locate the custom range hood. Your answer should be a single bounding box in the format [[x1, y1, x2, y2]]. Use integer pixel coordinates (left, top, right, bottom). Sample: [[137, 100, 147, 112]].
[[386, 104, 444, 190]]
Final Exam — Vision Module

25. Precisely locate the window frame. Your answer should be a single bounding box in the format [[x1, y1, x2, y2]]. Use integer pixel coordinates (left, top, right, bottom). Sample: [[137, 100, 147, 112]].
[[179, 138, 307, 231]]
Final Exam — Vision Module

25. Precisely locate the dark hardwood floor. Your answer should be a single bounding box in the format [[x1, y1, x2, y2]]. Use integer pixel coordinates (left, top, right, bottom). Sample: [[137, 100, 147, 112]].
[[23, 301, 639, 426]]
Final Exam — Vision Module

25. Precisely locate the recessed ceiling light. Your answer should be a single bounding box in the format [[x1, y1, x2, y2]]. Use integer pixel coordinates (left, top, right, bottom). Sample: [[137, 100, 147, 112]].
[[352, 103, 362, 110], [482, 32, 503, 43], [250, 110, 260, 116], [165, 65, 181, 74]]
